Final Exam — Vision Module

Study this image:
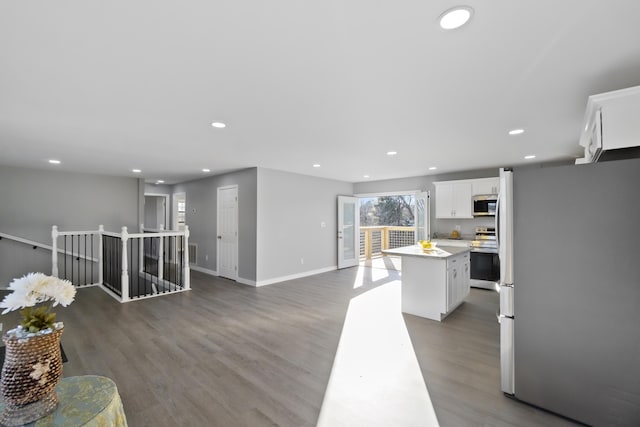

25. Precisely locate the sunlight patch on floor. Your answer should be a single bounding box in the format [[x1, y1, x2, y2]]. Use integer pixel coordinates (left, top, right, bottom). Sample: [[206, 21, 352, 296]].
[[352, 265, 365, 289], [317, 279, 439, 426]]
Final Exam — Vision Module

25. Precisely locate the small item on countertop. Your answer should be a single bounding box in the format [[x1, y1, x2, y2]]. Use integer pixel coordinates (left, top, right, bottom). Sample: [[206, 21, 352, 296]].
[[418, 240, 436, 251], [451, 229, 460, 239]]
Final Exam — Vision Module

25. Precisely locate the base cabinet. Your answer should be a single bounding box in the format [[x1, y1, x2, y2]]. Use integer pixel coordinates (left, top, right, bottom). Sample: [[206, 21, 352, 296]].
[[446, 252, 470, 312], [400, 250, 471, 321]]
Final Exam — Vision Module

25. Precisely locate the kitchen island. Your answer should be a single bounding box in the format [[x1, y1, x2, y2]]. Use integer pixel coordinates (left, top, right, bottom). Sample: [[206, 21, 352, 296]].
[[383, 245, 471, 321]]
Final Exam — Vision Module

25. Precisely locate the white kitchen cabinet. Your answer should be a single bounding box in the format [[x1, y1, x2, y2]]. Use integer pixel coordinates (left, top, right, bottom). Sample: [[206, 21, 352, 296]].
[[471, 177, 499, 195], [578, 85, 640, 163], [447, 252, 470, 312], [384, 245, 471, 321], [434, 181, 472, 219]]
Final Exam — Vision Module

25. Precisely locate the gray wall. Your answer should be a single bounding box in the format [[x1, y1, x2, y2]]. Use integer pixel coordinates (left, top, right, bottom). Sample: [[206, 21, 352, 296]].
[[0, 165, 141, 284], [354, 168, 500, 238], [257, 168, 353, 283], [172, 168, 258, 282]]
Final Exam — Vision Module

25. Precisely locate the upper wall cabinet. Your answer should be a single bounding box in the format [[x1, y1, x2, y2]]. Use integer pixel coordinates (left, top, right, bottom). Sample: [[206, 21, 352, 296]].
[[577, 85, 640, 163], [471, 177, 499, 195], [434, 181, 473, 219]]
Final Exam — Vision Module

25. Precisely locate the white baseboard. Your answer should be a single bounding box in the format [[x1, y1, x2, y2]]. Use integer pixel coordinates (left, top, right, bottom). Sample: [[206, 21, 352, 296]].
[[190, 265, 256, 286], [236, 277, 257, 286], [189, 265, 337, 288], [190, 265, 218, 276], [256, 266, 337, 287]]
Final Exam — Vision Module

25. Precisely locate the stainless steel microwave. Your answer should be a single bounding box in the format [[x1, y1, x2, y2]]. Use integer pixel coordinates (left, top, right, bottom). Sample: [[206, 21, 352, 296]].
[[473, 194, 497, 216]]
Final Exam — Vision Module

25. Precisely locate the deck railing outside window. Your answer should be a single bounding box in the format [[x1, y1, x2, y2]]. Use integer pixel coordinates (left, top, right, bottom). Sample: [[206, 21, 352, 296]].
[[359, 226, 415, 259]]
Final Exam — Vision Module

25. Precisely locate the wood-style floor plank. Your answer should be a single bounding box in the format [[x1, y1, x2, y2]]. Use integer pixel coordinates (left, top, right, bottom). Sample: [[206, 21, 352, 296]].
[[0, 267, 579, 426]]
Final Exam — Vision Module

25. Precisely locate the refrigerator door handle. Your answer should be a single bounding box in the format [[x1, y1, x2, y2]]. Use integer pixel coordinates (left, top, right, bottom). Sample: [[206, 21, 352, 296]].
[[495, 193, 500, 249], [499, 283, 514, 317]]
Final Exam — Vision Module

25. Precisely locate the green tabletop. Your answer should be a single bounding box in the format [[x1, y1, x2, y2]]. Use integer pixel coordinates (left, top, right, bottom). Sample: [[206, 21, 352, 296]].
[[1, 375, 128, 427]]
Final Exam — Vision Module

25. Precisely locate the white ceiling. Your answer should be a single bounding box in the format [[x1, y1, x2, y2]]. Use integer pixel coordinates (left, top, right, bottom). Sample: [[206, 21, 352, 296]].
[[2, 1, 640, 184]]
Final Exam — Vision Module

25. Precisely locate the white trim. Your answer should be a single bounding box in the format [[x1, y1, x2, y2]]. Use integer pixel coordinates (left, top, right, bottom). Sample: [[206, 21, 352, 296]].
[[127, 288, 190, 301], [255, 266, 337, 287], [98, 284, 124, 303], [236, 277, 257, 286], [128, 231, 186, 238], [354, 190, 422, 198], [190, 265, 218, 276]]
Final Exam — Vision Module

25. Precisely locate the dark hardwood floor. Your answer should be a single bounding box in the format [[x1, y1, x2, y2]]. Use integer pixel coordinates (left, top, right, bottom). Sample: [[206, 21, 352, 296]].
[[1, 267, 579, 426]]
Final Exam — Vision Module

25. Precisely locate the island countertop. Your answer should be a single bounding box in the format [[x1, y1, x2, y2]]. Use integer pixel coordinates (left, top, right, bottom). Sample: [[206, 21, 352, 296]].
[[383, 244, 471, 259]]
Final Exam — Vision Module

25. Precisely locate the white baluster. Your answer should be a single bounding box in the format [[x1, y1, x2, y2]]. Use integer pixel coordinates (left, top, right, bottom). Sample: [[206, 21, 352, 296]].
[[121, 226, 129, 302], [158, 224, 164, 283], [139, 223, 144, 274], [183, 225, 190, 290], [98, 225, 104, 285], [51, 225, 59, 277]]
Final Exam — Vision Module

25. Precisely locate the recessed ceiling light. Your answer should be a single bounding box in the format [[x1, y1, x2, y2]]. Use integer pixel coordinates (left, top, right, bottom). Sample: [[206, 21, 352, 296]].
[[387, 151, 397, 156], [202, 168, 210, 173], [313, 164, 321, 168], [524, 155, 536, 160], [428, 166, 437, 170], [439, 6, 473, 30], [211, 122, 226, 128], [363, 175, 370, 178], [509, 129, 525, 135], [156, 180, 165, 184], [48, 159, 61, 164], [132, 169, 141, 173]]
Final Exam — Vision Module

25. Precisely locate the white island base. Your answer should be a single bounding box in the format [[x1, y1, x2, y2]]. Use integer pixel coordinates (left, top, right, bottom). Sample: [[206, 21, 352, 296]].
[[384, 245, 470, 321]]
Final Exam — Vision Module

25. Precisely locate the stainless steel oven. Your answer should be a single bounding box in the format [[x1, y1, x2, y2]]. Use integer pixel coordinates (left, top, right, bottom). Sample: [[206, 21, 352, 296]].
[[470, 226, 500, 290]]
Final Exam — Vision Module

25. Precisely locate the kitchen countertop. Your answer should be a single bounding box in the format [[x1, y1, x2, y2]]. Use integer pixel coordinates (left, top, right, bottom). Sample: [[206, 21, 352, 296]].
[[383, 244, 471, 259]]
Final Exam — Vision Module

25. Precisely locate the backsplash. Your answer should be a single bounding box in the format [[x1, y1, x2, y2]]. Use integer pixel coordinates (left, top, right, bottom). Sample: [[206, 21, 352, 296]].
[[432, 217, 494, 239]]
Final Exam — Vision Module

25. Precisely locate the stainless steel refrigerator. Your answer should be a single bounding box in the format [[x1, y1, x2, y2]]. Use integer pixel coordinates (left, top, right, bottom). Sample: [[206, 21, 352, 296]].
[[497, 159, 640, 426]]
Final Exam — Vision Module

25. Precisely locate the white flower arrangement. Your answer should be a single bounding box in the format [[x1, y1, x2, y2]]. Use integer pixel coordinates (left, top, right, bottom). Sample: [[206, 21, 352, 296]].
[[1, 273, 76, 333]]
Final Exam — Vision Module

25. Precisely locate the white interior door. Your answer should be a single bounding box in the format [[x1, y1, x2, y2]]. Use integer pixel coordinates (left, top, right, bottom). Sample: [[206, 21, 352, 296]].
[[338, 196, 360, 269], [415, 191, 430, 242], [217, 185, 238, 280]]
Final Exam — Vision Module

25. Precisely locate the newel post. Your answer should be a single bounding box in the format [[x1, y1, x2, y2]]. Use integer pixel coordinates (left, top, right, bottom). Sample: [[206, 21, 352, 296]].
[[121, 226, 130, 302], [51, 226, 59, 277], [183, 225, 190, 290], [98, 225, 104, 285]]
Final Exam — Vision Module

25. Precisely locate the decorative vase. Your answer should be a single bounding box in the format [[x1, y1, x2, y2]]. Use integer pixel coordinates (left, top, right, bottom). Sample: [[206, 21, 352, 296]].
[[0, 326, 64, 427]]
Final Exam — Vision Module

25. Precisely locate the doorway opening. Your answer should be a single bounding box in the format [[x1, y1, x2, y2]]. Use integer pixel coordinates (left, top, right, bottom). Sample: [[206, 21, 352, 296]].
[[172, 192, 186, 231], [144, 193, 170, 231]]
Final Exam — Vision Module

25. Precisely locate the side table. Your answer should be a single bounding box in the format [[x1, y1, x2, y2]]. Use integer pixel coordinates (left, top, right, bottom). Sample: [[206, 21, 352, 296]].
[[0, 375, 127, 426]]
